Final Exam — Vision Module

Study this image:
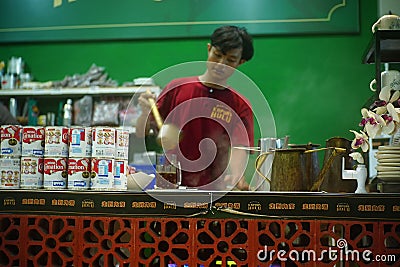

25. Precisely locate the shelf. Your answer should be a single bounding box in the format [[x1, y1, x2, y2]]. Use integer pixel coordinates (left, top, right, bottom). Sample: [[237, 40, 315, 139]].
[[362, 30, 400, 64], [0, 85, 160, 97]]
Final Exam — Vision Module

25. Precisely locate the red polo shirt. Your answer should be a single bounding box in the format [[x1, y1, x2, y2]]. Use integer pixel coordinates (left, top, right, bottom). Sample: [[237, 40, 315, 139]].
[[157, 76, 254, 188]]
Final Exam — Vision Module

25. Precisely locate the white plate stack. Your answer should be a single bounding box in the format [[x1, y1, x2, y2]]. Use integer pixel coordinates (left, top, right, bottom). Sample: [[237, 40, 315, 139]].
[[375, 146, 400, 186]]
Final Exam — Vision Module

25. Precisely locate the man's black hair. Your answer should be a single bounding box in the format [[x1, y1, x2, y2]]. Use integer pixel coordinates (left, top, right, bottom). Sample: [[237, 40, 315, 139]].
[[210, 25, 254, 61]]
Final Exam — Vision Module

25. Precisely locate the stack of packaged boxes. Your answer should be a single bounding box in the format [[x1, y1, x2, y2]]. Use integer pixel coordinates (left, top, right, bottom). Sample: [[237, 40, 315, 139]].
[[0, 125, 130, 191]]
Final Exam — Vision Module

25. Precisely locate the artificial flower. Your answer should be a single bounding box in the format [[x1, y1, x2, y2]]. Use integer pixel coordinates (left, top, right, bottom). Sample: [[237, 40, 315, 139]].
[[350, 85, 400, 166], [350, 130, 369, 152], [360, 108, 385, 138], [349, 152, 364, 164]]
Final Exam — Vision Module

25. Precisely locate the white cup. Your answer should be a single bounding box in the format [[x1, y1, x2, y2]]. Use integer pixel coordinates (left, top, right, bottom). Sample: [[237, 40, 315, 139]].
[[370, 70, 400, 92], [372, 14, 400, 33]]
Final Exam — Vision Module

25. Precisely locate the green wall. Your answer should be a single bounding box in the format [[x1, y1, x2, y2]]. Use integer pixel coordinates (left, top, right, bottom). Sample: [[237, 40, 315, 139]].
[[0, 2, 377, 148]]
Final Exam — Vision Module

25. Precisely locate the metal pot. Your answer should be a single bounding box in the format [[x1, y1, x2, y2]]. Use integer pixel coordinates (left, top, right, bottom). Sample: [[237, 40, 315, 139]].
[[255, 146, 346, 192]]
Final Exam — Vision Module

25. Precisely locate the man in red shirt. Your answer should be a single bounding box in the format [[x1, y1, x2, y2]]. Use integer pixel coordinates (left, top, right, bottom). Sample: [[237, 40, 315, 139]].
[[137, 25, 254, 190]]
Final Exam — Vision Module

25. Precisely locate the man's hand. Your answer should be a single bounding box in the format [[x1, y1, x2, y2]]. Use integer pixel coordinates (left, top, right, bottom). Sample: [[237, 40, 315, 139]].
[[224, 175, 249, 191], [137, 91, 156, 114], [235, 177, 250, 191]]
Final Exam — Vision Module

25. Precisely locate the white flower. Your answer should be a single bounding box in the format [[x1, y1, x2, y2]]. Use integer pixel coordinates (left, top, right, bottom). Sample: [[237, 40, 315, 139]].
[[350, 130, 369, 152], [349, 152, 364, 164], [360, 108, 385, 138]]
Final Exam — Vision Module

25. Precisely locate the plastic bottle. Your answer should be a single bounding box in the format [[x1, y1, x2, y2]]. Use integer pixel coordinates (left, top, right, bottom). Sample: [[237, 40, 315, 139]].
[[63, 98, 73, 127]]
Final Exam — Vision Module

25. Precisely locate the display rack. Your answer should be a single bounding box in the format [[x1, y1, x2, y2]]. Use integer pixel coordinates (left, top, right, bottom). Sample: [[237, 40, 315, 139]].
[[362, 30, 400, 93], [0, 85, 160, 97], [362, 30, 400, 192]]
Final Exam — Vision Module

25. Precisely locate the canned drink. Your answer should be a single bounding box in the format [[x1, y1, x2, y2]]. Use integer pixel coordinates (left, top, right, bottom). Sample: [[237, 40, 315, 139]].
[[1, 125, 22, 157], [20, 156, 44, 189], [114, 159, 128, 190], [43, 157, 68, 189], [92, 127, 116, 158], [22, 126, 45, 156], [91, 158, 114, 190], [0, 157, 21, 189], [44, 126, 69, 157], [69, 126, 92, 158], [67, 157, 91, 190], [115, 128, 129, 160]]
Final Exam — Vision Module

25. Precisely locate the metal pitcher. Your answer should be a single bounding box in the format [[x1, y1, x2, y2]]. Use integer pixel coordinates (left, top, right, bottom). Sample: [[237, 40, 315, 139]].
[[255, 146, 346, 191], [251, 136, 289, 191], [320, 137, 357, 193], [289, 143, 321, 191]]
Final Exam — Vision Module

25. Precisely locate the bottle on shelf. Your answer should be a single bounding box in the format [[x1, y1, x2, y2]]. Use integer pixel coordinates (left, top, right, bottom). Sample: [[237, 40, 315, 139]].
[[63, 98, 73, 127]]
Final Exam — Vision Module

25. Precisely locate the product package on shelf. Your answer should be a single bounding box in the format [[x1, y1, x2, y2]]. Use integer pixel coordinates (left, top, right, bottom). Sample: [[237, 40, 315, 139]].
[[44, 126, 69, 157], [20, 156, 44, 189], [1, 125, 22, 157], [67, 157, 91, 190], [43, 157, 68, 189], [0, 157, 20, 189], [69, 126, 92, 158], [91, 158, 114, 190], [114, 159, 128, 190], [118, 97, 141, 127], [21, 126, 45, 157], [92, 100, 120, 126], [92, 126, 116, 158], [115, 128, 129, 160], [73, 95, 93, 126]]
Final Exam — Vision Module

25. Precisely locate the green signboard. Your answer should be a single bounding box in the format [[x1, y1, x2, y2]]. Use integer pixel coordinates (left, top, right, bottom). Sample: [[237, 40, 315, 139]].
[[0, 0, 359, 42]]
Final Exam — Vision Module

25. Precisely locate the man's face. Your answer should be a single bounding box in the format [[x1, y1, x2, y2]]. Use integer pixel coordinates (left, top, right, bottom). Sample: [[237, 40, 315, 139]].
[[206, 45, 245, 82]]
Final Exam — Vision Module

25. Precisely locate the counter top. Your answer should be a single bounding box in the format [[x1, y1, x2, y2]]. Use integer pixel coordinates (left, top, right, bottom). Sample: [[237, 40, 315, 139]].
[[0, 190, 399, 221]]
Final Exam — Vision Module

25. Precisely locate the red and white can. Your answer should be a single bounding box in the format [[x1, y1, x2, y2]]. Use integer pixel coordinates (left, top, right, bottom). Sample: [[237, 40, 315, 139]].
[[44, 126, 69, 157], [22, 126, 45, 157], [1, 125, 22, 157], [0, 157, 21, 189], [0, 125, 22, 157], [91, 158, 114, 190], [69, 126, 92, 158], [114, 159, 128, 190], [67, 157, 91, 190], [20, 156, 44, 189], [115, 128, 129, 160], [92, 127, 116, 158], [43, 157, 68, 189]]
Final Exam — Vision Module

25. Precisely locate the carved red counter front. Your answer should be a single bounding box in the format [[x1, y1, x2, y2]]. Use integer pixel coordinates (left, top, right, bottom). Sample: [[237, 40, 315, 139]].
[[0, 190, 399, 266]]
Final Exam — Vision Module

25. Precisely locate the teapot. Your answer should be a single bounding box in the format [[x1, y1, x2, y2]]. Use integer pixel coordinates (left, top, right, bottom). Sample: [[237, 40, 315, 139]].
[[372, 14, 400, 33], [255, 146, 346, 192]]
